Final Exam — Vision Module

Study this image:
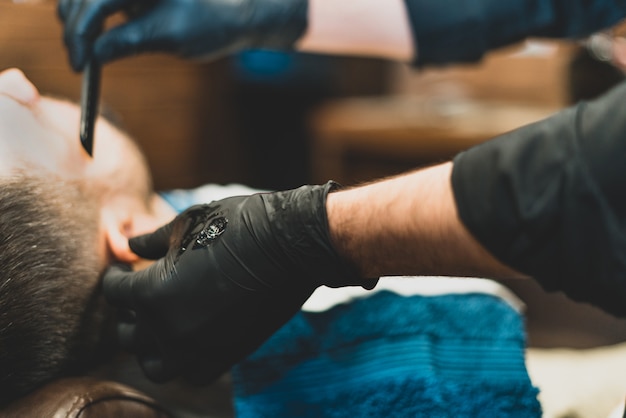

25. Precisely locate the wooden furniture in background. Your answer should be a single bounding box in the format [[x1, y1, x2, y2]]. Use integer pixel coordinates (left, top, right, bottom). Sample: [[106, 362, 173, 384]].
[[309, 41, 577, 186], [390, 41, 578, 107], [309, 94, 559, 185]]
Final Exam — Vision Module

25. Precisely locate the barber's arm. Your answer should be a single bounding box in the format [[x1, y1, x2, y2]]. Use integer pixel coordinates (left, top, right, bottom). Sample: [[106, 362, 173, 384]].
[[332, 79, 626, 318], [325, 163, 526, 281], [60, 0, 626, 71], [103, 78, 626, 386]]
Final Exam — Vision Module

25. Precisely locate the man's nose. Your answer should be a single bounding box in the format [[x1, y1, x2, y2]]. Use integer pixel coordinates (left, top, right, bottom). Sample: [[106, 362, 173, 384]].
[[0, 68, 40, 106]]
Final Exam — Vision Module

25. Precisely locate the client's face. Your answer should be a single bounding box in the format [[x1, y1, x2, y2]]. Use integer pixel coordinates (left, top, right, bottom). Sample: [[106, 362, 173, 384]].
[[0, 68, 159, 405], [0, 68, 152, 200]]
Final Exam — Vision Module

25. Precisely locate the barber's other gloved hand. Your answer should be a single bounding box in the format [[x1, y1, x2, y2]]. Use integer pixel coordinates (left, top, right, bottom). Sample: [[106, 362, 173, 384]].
[[58, 0, 308, 71], [103, 181, 375, 384]]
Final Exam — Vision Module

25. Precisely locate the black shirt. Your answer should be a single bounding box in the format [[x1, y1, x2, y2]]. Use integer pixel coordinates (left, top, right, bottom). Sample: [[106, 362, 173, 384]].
[[452, 81, 626, 317]]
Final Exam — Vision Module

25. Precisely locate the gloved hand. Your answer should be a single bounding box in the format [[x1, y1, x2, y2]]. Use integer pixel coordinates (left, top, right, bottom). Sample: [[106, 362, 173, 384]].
[[58, 0, 308, 71], [103, 181, 376, 384]]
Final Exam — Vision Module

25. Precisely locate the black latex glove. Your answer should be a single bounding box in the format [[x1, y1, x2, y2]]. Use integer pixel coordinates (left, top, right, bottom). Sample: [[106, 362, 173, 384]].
[[58, 0, 308, 71], [103, 182, 375, 384]]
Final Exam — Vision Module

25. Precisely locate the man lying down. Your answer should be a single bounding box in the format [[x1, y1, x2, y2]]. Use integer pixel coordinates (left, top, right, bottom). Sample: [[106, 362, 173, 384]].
[[0, 67, 625, 417]]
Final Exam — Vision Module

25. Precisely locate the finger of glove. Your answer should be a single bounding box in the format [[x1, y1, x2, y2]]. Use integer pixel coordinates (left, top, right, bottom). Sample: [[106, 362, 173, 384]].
[[117, 321, 138, 352], [57, 0, 75, 22], [118, 320, 161, 354], [182, 352, 234, 386], [138, 351, 180, 383], [116, 306, 136, 323], [102, 261, 165, 308], [361, 277, 379, 290], [93, 14, 174, 66], [63, 0, 131, 71], [128, 221, 175, 260]]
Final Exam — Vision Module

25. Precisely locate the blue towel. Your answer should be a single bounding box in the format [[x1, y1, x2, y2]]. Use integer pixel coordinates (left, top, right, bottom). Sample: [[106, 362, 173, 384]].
[[232, 291, 542, 417]]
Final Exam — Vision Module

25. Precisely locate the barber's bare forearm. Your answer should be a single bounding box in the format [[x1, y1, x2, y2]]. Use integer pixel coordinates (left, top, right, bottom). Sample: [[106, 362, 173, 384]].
[[326, 162, 528, 280], [296, 0, 414, 62]]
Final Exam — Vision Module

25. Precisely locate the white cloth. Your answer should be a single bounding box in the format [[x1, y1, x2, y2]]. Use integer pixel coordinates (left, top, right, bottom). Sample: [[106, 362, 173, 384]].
[[303, 276, 525, 313]]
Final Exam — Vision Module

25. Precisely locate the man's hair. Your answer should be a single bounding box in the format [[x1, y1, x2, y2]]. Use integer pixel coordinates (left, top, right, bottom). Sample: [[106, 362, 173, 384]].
[[0, 173, 116, 405]]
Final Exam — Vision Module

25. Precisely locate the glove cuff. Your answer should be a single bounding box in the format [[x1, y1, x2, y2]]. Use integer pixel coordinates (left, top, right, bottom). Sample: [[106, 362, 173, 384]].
[[317, 181, 369, 288], [318, 182, 379, 290], [264, 181, 377, 290]]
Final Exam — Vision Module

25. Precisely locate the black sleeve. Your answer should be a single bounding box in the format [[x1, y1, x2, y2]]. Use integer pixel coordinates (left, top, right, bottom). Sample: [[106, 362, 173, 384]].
[[451, 80, 626, 317], [404, 0, 626, 66]]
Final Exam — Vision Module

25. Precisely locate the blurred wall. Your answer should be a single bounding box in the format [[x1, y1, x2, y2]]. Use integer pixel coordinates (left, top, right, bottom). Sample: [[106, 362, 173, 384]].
[[308, 41, 577, 187], [389, 40, 577, 107]]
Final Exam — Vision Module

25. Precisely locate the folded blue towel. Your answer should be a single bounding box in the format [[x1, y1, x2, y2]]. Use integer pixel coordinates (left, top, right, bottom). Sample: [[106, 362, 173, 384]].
[[232, 290, 541, 417]]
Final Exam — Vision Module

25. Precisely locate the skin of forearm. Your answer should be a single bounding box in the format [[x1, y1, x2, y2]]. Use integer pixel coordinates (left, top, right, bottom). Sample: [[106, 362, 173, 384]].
[[296, 0, 415, 62], [326, 162, 528, 280]]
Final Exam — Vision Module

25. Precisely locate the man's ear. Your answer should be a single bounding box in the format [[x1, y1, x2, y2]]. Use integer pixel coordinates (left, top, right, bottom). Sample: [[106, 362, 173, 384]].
[[101, 208, 140, 264], [613, 37, 626, 71]]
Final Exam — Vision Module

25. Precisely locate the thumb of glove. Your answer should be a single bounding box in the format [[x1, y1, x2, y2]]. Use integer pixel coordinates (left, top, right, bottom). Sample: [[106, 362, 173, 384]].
[[129, 221, 176, 260], [92, 13, 166, 66]]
